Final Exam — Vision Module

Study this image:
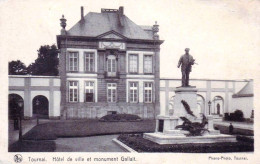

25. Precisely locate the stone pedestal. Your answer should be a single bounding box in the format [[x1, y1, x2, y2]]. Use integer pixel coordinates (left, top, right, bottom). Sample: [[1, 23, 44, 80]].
[[174, 87, 199, 121]]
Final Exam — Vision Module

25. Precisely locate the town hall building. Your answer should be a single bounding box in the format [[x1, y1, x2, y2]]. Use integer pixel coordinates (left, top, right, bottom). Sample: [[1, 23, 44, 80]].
[[57, 7, 163, 119]]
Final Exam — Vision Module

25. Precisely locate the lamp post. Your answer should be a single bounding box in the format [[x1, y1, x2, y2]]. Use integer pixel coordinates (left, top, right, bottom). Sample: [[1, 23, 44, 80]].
[[208, 100, 212, 115], [36, 99, 40, 125], [17, 99, 23, 141]]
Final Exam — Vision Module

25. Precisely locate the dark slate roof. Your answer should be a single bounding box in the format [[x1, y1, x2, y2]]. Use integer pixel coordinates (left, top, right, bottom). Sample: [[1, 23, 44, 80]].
[[232, 81, 254, 98], [67, 12, 153, 40]]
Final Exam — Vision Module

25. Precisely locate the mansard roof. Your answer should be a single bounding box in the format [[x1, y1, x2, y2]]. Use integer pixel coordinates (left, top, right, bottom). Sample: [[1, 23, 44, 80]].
[[66, 12, 153, 40]]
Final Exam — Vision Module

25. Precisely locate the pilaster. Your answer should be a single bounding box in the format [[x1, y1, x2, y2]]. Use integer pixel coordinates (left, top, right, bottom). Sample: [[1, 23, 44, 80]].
[[154, 46, 160, 117], [59, 47, 67, 119], [49, 78, 54, 117], [24, 78, 31, 118], [206, 81, 211, 115], [225, 82, 229, 113]]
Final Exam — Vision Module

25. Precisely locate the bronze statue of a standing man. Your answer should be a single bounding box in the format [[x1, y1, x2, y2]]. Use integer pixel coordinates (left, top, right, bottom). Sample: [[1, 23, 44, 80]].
[[177, 48, 195, 87]]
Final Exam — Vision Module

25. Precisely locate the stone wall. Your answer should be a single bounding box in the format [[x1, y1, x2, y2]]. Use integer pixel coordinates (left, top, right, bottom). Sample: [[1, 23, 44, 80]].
[[231, 97, 253, 118], [65, 102, 156, 119]]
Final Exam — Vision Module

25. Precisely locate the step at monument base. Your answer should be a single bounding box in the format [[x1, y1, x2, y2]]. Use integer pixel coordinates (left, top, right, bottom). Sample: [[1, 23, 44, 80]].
[[164, 130, 189, 136], [143, 132, 237, 145]]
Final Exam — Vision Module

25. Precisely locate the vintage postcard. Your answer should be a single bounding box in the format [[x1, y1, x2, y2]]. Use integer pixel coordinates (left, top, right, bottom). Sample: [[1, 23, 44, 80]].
[[0, 0, 259, 163]]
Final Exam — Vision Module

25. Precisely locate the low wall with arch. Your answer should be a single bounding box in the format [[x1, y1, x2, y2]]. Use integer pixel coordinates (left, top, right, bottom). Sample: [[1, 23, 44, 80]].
[[160, 78, 253, 118], [9, 75, 61, 119]]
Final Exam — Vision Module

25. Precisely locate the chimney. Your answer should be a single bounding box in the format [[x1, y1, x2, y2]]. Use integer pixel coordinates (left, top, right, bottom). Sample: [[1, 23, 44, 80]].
[[81, 6, 84, 20], [119, 6, 124, 15], [118, 6, 124, 26]]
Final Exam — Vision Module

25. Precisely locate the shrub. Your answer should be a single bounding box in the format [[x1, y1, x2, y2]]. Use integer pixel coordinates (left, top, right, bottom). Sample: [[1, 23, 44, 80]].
[[236, 135, 254, 143], [233, 110, 245, 122], [224, 110, 245, 122], [99, 114, 142, 122], [224, 113, 230, 121]]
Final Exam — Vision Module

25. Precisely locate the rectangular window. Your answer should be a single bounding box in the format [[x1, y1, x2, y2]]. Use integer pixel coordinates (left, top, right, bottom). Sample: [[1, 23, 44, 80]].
[[68, 81, 78, 102], [107, 83, 117, 102], [129, 82, 138, 103], [85, 52, 95, 72], [107, 55, 117, 77], [69, 52, 79, 71], [85, 81, 94, 102], [144, 55, 153, 73], [144, 82, 153, 103], [129, 54, 138, 73]]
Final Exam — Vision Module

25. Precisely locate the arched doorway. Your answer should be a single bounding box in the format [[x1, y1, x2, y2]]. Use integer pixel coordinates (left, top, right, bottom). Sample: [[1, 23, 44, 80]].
[[212, 96, 224, 116], [8, 94, 24, 119], [32, 95, 49, 119]]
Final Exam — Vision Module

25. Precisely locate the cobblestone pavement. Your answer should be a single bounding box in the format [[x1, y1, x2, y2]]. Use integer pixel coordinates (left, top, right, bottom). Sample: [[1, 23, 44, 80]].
[[55, 135, 125, 152]]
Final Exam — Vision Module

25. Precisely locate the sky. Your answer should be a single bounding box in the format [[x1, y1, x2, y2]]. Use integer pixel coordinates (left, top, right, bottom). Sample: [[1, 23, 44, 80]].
[[0, 0, 259, 80]]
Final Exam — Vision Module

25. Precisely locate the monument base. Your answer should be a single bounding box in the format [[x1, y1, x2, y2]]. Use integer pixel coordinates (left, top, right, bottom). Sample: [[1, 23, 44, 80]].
[[143, 132, 237, 145], [164, 129, 189, 136], [150, 84, 236, 145]]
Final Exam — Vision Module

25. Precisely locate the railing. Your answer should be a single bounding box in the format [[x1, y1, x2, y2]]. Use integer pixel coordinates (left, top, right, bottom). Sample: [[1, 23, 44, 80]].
[[101, 9, 118, 13], [104, 71, 119, 78]]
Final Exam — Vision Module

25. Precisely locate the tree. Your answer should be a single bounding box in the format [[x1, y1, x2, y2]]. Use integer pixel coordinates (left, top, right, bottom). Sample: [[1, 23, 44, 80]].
[[27, 44, 59, 76], [9, 60, 27, 75]]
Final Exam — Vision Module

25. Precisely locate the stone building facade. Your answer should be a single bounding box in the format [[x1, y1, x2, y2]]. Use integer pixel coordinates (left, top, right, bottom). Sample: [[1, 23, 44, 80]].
[[57, 7, 164, 119]]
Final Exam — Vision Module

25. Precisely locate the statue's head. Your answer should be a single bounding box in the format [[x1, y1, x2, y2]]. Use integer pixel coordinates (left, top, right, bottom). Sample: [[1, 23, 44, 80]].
[[185, 48, 190, 54]]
